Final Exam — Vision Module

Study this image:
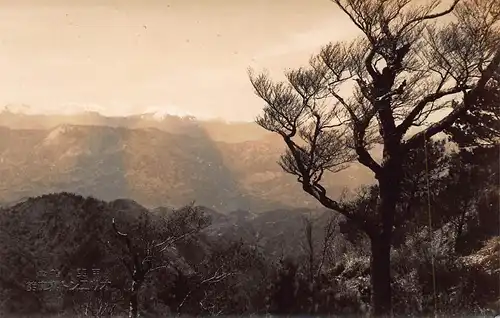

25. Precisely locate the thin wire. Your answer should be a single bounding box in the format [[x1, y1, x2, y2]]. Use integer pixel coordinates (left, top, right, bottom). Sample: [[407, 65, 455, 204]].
[[497, 144, 500, 317], [424, 132, 438, 318]]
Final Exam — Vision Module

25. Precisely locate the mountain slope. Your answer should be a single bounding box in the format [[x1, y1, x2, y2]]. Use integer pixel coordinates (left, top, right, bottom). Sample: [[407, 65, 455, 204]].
[[0, 193, 214, 314], [0, 124, 376, 211]]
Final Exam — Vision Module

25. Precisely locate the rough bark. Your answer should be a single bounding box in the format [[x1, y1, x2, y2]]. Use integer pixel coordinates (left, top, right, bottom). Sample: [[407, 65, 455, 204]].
[[370, 234, 392, 317], [370, 154, 402, 316], [129, 279, 142, 318]]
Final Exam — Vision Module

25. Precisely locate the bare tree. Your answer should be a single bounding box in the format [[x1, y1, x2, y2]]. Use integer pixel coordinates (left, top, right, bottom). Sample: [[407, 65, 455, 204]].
[[300, 214, 338, 314], [249, 0, 500, 315], [73, 292, 117, 318], [174, 264, 235, 315], [112, 205, 211, 318]]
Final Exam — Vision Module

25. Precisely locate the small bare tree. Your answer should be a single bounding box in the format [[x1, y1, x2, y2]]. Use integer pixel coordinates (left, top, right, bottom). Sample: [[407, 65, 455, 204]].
[[249, 0, 500, 315], [112, 205, 211, 318], [73, 292, 117, 318], [300, 214, 338, 314]]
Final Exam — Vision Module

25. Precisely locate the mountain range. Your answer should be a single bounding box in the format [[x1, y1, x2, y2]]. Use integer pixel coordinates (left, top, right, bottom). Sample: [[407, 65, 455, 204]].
[[0, 110, 377, 211], [0, 108, 269, 143]]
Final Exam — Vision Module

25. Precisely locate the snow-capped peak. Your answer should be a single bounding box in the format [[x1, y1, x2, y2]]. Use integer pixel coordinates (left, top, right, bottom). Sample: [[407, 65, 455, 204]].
[[141, 106, 198, 121]]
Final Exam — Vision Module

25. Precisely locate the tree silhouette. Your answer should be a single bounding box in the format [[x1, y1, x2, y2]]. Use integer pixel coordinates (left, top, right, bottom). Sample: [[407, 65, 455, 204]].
[[249, 0, 500, 315], [447, 69, 500, 147]]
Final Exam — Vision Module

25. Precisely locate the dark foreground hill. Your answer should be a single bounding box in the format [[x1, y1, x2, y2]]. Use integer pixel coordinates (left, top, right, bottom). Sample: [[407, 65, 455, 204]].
[[0, 192, 343, 316], [0, 192, 498, 317]]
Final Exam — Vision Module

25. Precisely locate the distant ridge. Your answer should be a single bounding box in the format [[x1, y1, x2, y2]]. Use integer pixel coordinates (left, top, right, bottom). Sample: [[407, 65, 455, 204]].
[[0, 109, 269, 143], [0, 105, 254, 124], [0, 123, 376, 211]]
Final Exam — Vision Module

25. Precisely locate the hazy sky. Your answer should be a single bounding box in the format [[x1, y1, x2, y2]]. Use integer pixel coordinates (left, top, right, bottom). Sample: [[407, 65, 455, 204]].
[[0, 0, 363, 121]]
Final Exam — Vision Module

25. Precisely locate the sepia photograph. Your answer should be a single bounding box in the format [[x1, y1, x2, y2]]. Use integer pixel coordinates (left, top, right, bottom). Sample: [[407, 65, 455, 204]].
[[0, 0, 498, 317]]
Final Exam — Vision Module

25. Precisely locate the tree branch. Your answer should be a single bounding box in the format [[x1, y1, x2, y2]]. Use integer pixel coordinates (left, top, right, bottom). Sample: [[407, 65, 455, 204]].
[[396, 0, 460, 39], [328, 84, 382, 175], [405, 49, 500, 150], [331, 0, 376, 43], [316, 215, 337, 277], [155, 227, 202, 252], [300, 180, 376, 237], [396, 85, 467, 137], [365, 46, 381, 80]]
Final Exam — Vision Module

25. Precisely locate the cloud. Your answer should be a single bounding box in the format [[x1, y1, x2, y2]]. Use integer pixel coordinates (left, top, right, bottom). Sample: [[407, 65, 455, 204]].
[[253, 18, 360, 61]]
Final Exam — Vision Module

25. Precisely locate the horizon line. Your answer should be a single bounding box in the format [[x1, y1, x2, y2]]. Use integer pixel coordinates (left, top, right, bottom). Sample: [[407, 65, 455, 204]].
[[0, 105, 258, 124]]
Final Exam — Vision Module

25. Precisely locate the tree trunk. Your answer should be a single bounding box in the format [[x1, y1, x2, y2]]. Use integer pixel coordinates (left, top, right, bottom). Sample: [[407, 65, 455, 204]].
[[370, 160, 401, 317], [129, 280, 140, 318], [370, 234, 392, 317], [453, 202, 467, 254]]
